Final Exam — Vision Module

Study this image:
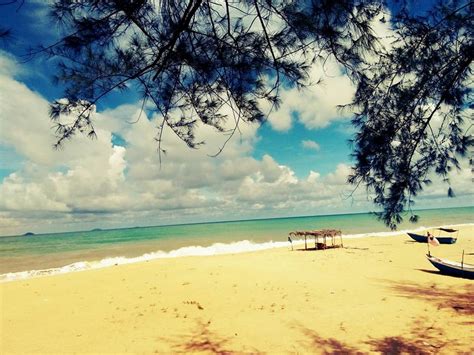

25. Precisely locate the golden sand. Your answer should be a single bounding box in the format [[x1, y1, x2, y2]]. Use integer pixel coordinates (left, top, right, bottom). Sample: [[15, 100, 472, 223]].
[[1, 226, 473, 354]]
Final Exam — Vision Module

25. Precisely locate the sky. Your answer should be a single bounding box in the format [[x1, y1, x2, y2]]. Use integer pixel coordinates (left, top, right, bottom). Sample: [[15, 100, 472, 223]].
[[0, 1, 472, 236]]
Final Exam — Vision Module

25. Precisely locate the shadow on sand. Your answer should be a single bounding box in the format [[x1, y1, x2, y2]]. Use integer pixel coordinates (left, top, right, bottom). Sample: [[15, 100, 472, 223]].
[[297, 326, 364, 354], [366, 317, 451, 355], [294, 246, 344, 252], [415, 268, 443, 276], [295, 318, 451, 355], [387, 281, 474, 316], [168, 320, 233, 354], [159, 319, 260, 354], [416, 267, 474, 280]]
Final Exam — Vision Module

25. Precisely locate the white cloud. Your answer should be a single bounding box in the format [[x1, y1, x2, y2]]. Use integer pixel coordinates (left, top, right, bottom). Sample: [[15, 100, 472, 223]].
[[301, 140, 320, 151], [0, 51, 20, 76], [0, 173, 70, 212], [324, 164, 352, 186], [370, 11, 396, 55], [415, 160, 473, 203], [266, 57, 356, 132], [265, 7, 396, 133]]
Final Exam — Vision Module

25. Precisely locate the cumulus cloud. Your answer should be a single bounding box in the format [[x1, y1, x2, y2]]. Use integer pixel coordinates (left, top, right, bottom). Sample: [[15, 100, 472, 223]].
[[415, 160, 473, 203], [266, 58, 355, 132], [264, 7, 396, 133]]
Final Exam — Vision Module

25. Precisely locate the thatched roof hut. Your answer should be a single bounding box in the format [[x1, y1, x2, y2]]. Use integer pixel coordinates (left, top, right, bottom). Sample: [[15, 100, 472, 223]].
[[289, 229, 343, 250]]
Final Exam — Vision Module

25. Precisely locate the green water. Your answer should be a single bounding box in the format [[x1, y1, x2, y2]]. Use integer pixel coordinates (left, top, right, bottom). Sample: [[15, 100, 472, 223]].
[[0, 207, 472, 274]]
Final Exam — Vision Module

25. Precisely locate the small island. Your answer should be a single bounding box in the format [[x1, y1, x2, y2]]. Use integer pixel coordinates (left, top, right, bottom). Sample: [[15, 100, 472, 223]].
[[23, 232, 35, 236]]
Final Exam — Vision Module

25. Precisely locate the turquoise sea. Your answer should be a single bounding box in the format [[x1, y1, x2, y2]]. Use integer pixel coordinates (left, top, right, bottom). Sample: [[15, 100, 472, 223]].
[[0, 207, 472, 279]]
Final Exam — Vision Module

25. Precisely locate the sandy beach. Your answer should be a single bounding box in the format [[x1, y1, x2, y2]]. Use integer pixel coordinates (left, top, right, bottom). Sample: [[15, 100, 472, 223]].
[[1, 226, 473, 354]]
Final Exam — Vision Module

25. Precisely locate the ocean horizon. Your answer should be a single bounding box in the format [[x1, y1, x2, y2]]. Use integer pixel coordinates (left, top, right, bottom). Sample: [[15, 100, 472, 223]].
[[3, 206, 473, 238], [1, 206, 472, 280]]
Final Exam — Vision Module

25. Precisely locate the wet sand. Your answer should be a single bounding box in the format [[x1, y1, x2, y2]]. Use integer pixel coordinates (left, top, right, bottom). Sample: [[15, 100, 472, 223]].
[[1, 226, 473, 353]]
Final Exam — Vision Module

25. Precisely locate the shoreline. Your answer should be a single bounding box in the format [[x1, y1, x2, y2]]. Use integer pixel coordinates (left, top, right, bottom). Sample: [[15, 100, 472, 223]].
[[2, 222, 472, 282], [2, 224, 473, 353]]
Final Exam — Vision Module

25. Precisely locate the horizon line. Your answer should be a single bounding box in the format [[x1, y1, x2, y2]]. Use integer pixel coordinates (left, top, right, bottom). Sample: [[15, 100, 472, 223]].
[[2, 205, 473, 238]]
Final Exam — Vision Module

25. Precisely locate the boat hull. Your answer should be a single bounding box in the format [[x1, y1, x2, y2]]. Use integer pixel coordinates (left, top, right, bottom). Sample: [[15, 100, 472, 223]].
[[426, 255, 474, 279], [407, 233, 457, 244]]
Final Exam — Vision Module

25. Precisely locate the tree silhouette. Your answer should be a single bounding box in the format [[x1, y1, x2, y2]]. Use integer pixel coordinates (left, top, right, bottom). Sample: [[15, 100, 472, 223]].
[[348, 1, 473, 228], [13, 0, 474, 227]]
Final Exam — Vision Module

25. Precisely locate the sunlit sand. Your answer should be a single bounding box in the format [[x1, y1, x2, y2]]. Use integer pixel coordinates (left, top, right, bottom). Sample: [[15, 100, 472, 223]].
[[2, 226, 473, 353]]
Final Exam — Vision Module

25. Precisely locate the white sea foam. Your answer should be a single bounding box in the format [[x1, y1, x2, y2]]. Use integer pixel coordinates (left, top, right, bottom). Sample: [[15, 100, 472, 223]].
[[1, 223, 472, 282], [0, 240, 296, 282]]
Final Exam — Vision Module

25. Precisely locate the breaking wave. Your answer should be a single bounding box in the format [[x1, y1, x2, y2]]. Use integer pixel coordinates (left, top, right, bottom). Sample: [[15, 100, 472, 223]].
[[1, 223, 471, 282]]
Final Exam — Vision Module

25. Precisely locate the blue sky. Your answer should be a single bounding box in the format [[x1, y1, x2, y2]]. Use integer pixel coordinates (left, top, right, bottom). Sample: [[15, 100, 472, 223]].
[[253, 120, 354, 177], [0, 1, 472, 236]]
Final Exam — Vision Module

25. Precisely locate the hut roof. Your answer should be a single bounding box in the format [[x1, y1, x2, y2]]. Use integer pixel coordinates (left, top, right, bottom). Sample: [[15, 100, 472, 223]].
[[290, 229, 341, 237]]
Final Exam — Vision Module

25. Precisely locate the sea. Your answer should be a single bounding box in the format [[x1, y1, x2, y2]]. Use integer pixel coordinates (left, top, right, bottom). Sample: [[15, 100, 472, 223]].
[[1, 206, 472, 281]]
